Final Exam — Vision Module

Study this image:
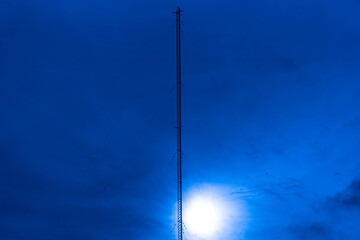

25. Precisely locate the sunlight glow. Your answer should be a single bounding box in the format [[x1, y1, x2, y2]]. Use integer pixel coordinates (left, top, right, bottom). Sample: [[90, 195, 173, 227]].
[[184, 196, 222, 237], [177, 184, 249, 240]]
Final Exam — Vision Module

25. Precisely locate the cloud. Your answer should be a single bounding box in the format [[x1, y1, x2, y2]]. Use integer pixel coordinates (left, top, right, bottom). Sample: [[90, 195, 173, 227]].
[[284, 178, 360, 240], [286, 222, 334, 240], [327, 178, 360, 209], [0, 137, 173, 239]]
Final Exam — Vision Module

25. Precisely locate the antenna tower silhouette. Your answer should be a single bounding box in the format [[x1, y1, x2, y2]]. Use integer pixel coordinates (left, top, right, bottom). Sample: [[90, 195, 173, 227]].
[[174, 6, 183, 240]]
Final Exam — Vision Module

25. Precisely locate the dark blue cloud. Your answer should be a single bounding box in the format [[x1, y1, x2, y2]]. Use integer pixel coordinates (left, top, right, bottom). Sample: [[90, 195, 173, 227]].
[[327, 178, 360, 209], [286, 222, 334, 240], [281, 178, 360, 240]]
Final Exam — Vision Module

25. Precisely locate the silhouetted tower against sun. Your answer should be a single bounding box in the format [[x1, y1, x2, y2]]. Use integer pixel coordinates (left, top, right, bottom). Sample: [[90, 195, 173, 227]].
[[174, 6, 183, 240]]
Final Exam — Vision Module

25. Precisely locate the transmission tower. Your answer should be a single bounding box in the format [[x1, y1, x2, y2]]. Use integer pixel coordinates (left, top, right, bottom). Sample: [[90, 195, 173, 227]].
[[174, 6, 183, 240]]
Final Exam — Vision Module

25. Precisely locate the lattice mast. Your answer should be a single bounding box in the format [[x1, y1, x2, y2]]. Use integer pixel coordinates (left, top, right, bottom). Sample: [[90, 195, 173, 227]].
[[175, 6, 183, 240]]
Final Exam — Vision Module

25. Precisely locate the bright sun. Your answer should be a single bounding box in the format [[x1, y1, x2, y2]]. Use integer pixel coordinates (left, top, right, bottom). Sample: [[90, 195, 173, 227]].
[[179, 185, 248, 239], [184, 196, 222, 237]]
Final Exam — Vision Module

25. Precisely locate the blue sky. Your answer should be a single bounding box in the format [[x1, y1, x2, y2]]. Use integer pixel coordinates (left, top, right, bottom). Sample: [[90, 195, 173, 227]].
[[1, 0, 360, 239]]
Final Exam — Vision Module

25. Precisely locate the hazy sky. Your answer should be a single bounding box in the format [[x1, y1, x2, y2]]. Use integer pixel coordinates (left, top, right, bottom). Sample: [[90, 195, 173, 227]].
[[1, 0, 360, 239]]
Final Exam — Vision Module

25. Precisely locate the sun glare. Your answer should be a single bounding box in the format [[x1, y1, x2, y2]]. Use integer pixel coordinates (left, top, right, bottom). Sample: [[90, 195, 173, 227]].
[[177, 184, 248, 239], [184, 196, 222, 237]]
